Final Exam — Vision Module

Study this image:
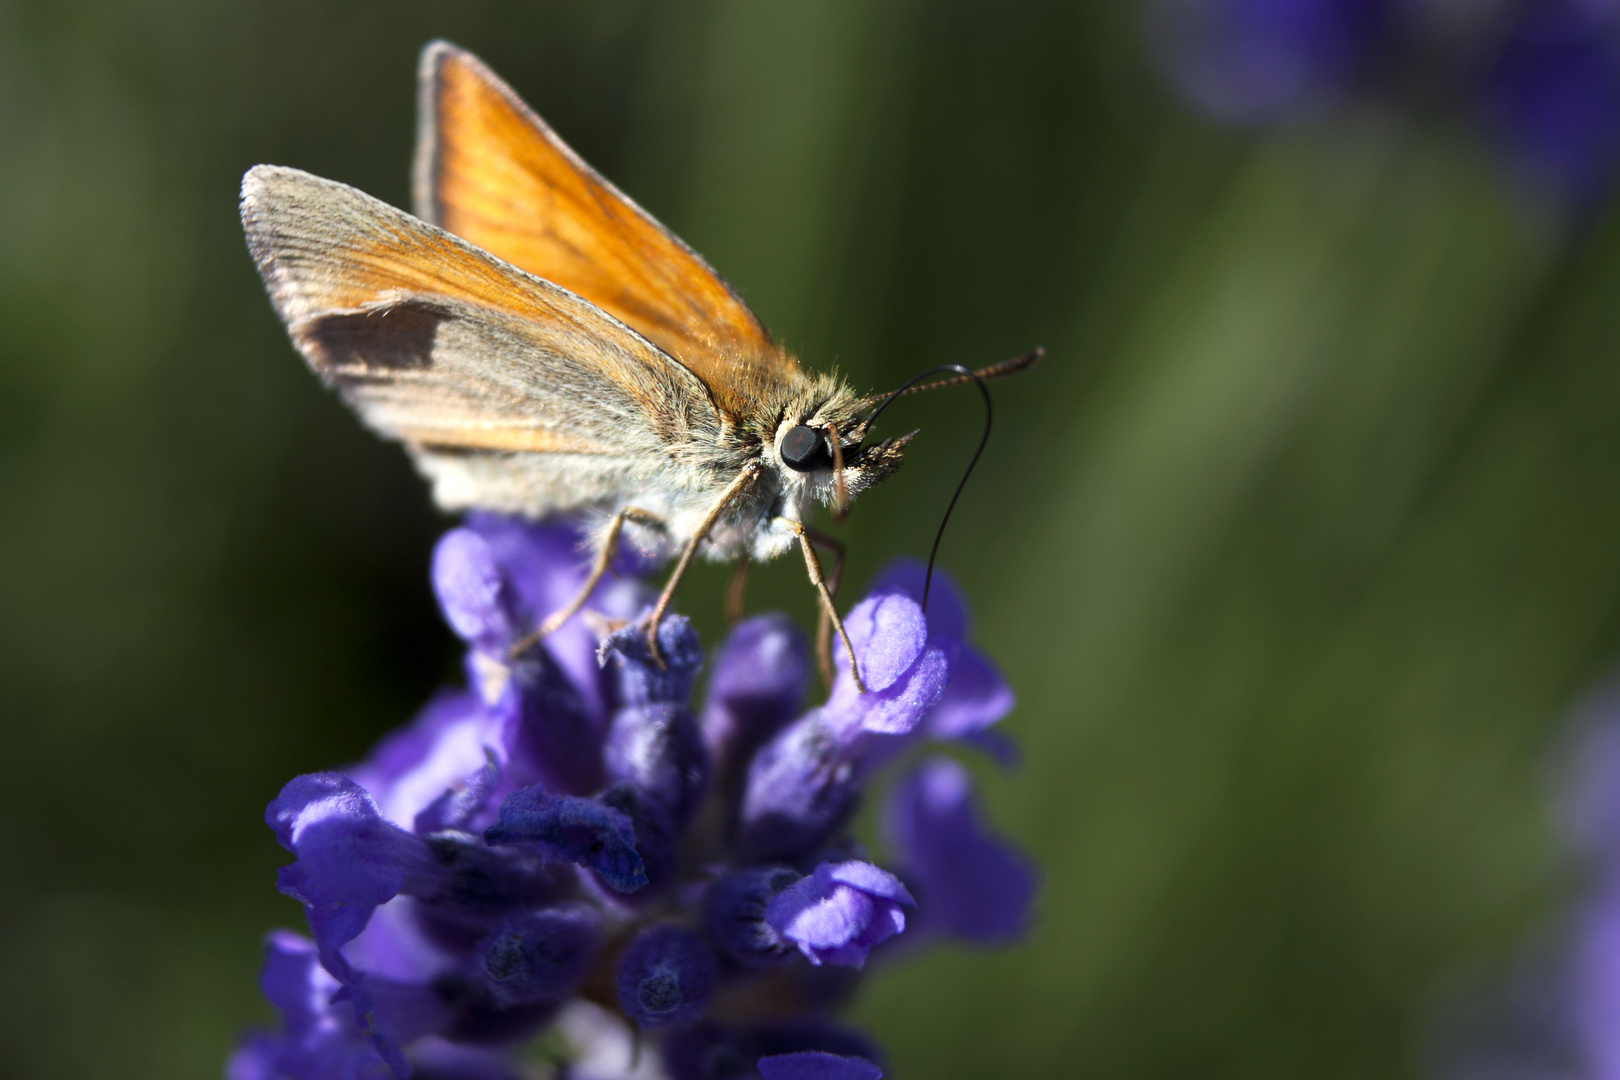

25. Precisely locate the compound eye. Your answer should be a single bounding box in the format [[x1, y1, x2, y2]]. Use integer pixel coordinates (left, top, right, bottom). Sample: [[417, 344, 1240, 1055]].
[[780, 424, 832, 472]]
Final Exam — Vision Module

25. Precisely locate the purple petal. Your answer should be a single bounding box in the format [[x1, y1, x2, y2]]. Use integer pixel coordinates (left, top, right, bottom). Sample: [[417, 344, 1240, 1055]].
[[406, 1040, 523, 1080], [604, 701, 708, 827], [410, 831, 573, 943], [885, 757, 1037, 943], [259, 930, 333, 1033], [663, 1024, 883, 1080], [492, 648, 607, 798], [412, 755, 500, 835], [737, 710, 863, 861], [1562, 686, 1620, 864], [738, 565, 1007, 857], [341, 897, 453, 984], [752, 1024, 883, 1066], [1573, 886, 1620, 1076], [702, 614, 812, 771], [335, 974, 456, 1077], [595, 618, 709, 823], [771, 880, 875, 953], [839, 594, 927, 694], [758, 1051, 883, 1080], [596, 781, 677, 895], [820, 589, 948, 738], [847, 648, 949, 737], [615, 925, 718, 1028], [432, 528, 522, 654], [765, 861, 913, 968], [464, 513, 643, 721], [478, 906, 598, 1006], [822, 862, 915, 906], [1148, 0, 1383, 126], [601, 614, 704, 707], [484, 786, 647, 893], [866, 560, 967, 644], [268, 774, 441, 981], [861, 561, 1012, 744], [924, 649, 1014, 741], [348, 691, 500, 831], [225, 1033, 284, 1080], [227, 1020, 392, 1080], [462, 514, 610, 617], [961, 728, 1020, 767], [703, 867, 801, 969], [1481, 2, 1620, 208], [242, 932, 407, 1080]]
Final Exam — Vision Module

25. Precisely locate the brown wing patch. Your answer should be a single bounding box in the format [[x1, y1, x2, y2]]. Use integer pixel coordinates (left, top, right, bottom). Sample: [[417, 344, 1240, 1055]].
[[414, 40, 806, 418]]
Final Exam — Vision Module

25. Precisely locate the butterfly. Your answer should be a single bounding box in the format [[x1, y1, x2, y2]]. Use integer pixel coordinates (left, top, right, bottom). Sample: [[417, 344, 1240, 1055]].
[[240, 41, 1036, 691]]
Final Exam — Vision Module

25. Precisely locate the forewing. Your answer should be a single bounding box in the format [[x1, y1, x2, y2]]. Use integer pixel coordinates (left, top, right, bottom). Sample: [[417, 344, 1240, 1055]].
[[413, 40, 804, 417], [240, 164, 718, 465]]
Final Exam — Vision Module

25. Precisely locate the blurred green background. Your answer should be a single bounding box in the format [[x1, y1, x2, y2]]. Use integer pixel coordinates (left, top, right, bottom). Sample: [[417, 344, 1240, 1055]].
[[3, 1, 1617, 1077]]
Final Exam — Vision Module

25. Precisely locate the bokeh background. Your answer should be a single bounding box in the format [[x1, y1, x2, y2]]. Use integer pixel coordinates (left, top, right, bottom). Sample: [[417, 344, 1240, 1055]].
[[5, 1, 1620, 1077]]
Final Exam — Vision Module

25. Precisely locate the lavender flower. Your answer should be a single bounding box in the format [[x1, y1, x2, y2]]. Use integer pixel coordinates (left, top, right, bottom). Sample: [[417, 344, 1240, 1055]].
[[737, 563, 1013, 861], [1148, 0, 1387, 124], [1435, 685, 1620, 1080], [765, 862, 915, 968], [616, 925, 719, 1029], [756, 1053, 883, 1080], [227, 932, 471, 1080], [232, 521, 1036, 1079], [1148, 0, 1620, 209], [885, 757, 1038, 943], [703, 866, 802, 969], [1537, 687, 1620, 1080], [478, 907, 597, 1007], [1481, 1, 1620, 207]]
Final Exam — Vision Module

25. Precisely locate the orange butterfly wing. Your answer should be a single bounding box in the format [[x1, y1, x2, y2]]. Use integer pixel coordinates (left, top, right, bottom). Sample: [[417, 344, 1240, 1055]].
[[241, 165, 718, 468], [413, 40, 804, 420]]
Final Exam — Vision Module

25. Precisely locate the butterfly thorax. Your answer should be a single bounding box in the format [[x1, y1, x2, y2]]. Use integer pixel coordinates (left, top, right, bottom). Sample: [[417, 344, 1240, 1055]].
[[640, 371, 908, 564]]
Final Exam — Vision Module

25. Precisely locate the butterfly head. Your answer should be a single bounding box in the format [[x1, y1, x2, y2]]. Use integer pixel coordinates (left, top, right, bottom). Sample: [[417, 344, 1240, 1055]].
[[768, 377, 913, 513]]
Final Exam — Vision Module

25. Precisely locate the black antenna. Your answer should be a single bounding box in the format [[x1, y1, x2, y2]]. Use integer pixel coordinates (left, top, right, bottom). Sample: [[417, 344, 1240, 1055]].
[[858, 363, 995, 612], [867, 348, 1042, 406]]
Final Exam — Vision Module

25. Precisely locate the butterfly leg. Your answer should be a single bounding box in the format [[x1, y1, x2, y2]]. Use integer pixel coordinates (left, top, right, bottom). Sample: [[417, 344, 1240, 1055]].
[[798, 525, 847, 688], [510, 506, 666, 658], [644, 462, 764, 667], [786, 520, 865, 694], [725, 553, 751, 625]]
